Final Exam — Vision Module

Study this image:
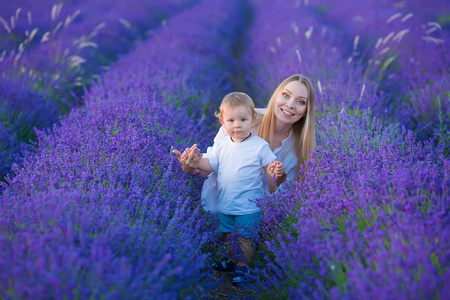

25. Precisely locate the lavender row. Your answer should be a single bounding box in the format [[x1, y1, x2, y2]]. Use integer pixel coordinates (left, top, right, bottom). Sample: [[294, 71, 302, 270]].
[[308, 0, 450, 143], [1, 0, 198, 77], [0, 0, 198, 108], [257, 111, 448, 299], [241, 0, 448, 298], [0, 0, 245, 297], [0, 0, 197, 180]]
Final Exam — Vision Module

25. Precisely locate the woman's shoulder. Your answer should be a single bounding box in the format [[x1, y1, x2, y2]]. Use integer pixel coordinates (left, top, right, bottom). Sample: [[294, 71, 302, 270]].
[[215, 135, 230, 145], [254, 108, 267, 129], [255, 108, 267, 115], [213, 126, 228, 142]]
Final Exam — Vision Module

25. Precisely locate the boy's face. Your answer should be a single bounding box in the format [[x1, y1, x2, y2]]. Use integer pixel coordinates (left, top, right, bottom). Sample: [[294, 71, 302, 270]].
[[220, 105, 255, 142]]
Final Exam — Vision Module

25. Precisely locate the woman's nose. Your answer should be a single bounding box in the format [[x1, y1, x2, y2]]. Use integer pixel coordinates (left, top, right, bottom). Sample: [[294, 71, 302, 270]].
[[286, 99, 295, 108]]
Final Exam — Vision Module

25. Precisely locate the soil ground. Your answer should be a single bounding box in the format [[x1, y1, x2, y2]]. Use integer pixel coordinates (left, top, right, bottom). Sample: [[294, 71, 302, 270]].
[[208, 271, 257, 299]]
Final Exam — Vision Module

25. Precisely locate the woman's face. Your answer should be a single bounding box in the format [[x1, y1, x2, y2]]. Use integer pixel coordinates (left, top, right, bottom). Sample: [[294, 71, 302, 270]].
[[274, 80, 308, 126]]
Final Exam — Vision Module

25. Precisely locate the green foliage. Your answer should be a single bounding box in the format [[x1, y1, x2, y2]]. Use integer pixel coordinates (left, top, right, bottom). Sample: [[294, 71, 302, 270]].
[[334, 214, 350, 237], [315, 4, 329, 15], [431, 252, 444, 276], [437, 14, 450, 27], [356, 208, 378, 233], [329, 261, 349, 291]]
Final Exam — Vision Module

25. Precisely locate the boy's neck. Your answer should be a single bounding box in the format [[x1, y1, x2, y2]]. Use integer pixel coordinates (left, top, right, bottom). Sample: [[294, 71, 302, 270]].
[[231, 132, 252, 143]]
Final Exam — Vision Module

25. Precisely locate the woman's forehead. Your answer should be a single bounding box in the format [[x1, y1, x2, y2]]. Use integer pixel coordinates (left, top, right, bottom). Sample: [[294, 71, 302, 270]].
[[283, 81, 308, 98]]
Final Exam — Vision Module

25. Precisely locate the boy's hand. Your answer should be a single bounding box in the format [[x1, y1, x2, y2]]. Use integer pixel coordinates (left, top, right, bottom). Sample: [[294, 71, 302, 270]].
[[267, 160, 286, 184], [274, 161, 285, 179], [267, 161, 276, 178]]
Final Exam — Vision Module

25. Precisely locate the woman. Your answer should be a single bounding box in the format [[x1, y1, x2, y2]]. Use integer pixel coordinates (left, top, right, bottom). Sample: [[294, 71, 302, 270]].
[[173, 74, 316, 211]]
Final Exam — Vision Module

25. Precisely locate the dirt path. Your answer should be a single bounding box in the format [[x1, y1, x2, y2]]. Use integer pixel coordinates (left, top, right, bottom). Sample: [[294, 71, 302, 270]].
[[208, 271, 256, 299]]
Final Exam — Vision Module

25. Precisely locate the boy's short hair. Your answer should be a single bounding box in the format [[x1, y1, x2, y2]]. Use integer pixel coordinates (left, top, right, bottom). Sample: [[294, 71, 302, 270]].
[[215, 92, 256, 119]]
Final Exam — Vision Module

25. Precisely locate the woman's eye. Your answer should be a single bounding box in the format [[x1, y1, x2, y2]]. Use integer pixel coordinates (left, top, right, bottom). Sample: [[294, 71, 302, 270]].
[[283, 93, 289, 98]]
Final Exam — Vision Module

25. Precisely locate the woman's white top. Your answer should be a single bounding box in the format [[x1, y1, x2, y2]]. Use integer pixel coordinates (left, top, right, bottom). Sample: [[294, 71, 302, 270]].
[[201, 126, 298, 213], [205, 135, 276, 215]]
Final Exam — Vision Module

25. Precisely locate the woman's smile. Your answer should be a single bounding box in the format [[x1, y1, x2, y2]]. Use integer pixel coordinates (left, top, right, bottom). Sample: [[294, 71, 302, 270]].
[[280, 107, 295, 116]]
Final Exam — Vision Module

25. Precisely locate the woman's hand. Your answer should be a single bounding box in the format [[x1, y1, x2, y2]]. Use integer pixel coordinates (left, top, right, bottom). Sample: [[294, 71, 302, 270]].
[[172, 144, 202, 174]]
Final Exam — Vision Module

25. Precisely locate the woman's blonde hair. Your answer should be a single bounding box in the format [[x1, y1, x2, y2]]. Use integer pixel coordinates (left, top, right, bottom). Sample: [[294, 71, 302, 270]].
[[257, 74, 316, 180], [215, 92, 256, 119]]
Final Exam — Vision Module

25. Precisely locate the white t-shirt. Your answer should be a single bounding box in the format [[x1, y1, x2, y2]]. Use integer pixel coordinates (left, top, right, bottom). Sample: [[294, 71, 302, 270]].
[[204, 135, 276, 215], [201, 126, 298, 213]]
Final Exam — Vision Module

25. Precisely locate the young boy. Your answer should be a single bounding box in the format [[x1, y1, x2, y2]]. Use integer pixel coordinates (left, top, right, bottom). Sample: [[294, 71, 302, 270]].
[[180, 92, 285, 284]]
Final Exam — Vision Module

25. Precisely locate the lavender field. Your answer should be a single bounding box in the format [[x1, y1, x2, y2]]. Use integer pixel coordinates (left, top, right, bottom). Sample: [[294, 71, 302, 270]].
[[0, 0, 449, 299]]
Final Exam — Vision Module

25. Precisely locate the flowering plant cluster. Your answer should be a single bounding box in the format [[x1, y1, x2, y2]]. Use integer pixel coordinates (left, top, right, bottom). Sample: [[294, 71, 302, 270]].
[[242, 0, 378, 114], [0, 0, 196, 180], [257, 110, 448, 299], [308, 0, 450, 144], [0, 0, 448, 298], [1, 0, 245, 297], [242, 0, 448, 298]]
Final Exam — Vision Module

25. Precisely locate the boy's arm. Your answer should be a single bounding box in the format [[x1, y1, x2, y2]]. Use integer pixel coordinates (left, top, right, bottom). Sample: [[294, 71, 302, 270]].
[[197, 157, 214, 173]]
